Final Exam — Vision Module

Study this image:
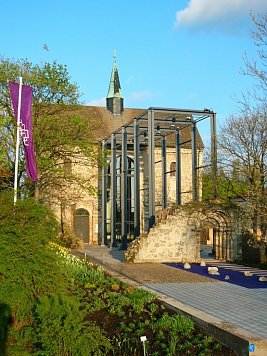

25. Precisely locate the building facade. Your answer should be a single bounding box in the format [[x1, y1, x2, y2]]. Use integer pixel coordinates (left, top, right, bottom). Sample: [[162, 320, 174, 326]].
[[52, 56, 218, 251]]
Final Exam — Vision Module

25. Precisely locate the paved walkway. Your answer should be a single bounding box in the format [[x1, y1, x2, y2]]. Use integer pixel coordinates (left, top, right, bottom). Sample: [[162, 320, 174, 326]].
[[147, 281, 267, 339], [73, 245, 267, 354]]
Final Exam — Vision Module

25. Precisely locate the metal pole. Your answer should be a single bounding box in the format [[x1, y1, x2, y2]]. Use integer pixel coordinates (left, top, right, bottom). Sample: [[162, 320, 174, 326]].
[[14, 77, 23, 205], [175, 129, 182, 205], [191, 121, 198, 202], [121, 127, 128, 250], [148, 109, 155, 228], [134, 119, 140, 237], [101, 140, 107, 245], [110, 134, 117, 247], [210, 113, 218, 199], [161, 135, 167, 209]]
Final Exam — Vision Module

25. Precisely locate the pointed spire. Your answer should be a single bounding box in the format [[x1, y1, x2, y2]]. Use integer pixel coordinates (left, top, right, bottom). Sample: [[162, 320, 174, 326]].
[[106, 51, 124, 115], [107, 50, 123, 99]]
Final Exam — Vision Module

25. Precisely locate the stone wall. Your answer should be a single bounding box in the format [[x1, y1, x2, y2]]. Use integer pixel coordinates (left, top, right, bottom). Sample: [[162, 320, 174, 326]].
[[125, 207, 201, 263], [125, 204, 236, 263], [50, 156, 100, 245], [153, 147, 203, 206]]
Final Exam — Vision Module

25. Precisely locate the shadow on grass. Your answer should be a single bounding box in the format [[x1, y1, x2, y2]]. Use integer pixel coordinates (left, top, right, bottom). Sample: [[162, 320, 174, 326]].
[[0, 303, 12, 356]]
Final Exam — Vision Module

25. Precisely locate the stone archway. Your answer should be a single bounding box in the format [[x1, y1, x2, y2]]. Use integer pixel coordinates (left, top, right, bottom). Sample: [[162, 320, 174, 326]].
[[199, 221, 215, 259], [125, 205, 232, 263], [74, 208, 90, 243], [198, 209, 232, 261]]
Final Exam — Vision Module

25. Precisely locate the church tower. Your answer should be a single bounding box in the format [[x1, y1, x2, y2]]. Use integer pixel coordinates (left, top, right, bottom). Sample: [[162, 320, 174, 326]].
[[106, 51, 124, 115]]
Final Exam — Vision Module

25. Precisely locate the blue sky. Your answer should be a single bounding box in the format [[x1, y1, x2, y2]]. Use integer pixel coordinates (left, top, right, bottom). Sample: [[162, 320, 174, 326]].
[[2, 0, 267, 137]]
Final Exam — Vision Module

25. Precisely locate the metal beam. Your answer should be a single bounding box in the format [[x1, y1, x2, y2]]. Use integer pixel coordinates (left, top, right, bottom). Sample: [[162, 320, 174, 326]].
[[101, 107, 215, 142], [191, 121, 198, 202], [148, 109, 155, 228], [175, 129, 182, 205], [121, 127, 127, 249], [110, 134, 117, 247], [161, 135, 167, 209], [149, 106, 215, 116], [134, 119, 140, 237], [101, 140, 107, 245]]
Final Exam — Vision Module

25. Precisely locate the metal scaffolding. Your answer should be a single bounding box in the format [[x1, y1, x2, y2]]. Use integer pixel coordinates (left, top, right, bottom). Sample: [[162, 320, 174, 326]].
[[100, 107, 217, 249]]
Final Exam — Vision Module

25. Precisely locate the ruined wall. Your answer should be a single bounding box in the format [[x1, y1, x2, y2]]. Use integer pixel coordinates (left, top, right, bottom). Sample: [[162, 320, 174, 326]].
[[125, 205, 236, 263], [125, 207, 201, 263]]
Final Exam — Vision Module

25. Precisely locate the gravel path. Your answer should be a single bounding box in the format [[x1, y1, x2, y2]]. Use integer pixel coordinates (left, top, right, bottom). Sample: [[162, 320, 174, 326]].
[[73, 250, 217, 284], [101, 262, 217, 284]]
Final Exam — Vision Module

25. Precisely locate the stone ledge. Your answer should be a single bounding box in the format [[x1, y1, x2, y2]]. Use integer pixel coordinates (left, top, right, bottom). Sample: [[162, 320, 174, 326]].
[[133, 258, 200, 263]]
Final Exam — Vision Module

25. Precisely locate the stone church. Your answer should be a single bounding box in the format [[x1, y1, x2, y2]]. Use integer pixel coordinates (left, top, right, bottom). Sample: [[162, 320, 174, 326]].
[[54, 55, 222, 261]]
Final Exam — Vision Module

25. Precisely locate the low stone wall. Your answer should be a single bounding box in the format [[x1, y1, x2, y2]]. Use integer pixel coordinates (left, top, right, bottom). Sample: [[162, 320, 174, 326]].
[[125, 208, 200, 263]]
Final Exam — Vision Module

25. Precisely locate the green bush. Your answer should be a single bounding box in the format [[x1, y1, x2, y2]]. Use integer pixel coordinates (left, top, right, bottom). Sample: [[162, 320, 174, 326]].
[[0, 194, 69, 323], [0, 193, 110, 354], [34, 294, 111, 355]]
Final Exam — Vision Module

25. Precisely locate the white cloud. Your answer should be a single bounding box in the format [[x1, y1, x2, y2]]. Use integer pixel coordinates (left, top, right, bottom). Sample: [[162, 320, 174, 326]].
[[129, 90, 151, 101], [175, 0, 267, 27], [85, 97, 106, 106]]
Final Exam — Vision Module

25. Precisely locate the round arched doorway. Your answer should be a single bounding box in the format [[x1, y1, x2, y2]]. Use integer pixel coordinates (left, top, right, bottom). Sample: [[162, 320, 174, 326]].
[[74, 208, 90, 243], [199, 209, 232, 261]]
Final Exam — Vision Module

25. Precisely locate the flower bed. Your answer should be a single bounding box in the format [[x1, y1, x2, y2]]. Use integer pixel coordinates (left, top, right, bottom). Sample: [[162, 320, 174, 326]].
[[52, 244, 234, 355]]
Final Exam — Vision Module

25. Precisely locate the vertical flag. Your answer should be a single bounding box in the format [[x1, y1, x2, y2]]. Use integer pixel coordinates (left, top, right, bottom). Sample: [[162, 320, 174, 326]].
[[9, 81, 37, 181]]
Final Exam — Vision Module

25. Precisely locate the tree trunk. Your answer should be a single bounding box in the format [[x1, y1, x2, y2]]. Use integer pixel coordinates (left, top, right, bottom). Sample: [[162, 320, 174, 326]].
[[259, 242, 267, 265]]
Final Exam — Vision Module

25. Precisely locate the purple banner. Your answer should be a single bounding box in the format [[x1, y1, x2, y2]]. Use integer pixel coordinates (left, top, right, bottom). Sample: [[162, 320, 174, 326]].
[[9, 82, 37, 181]]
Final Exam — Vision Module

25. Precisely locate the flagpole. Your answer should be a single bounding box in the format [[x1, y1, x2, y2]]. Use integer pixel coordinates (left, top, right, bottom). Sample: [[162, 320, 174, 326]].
[[13, 77, 23, 205]]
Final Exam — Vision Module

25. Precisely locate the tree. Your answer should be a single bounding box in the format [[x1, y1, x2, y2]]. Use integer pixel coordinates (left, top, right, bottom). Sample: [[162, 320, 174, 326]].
[[210, 12, 267, 263], [202, 164, 247, 203], [242, 11, 267, 107], [218, 107, 267, 263], [0, 57, 101, 208]]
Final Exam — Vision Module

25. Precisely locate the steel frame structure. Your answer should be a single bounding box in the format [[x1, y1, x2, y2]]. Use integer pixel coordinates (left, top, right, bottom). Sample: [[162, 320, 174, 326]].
[[100, 107, 217, 249]]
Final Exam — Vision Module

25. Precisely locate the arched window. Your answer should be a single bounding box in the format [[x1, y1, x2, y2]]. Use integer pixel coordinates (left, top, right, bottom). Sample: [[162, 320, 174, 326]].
[[170, 162, 176, 176]]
